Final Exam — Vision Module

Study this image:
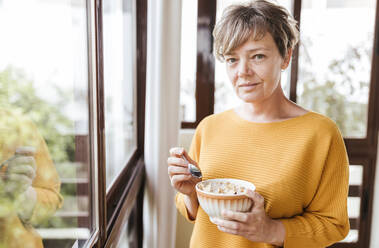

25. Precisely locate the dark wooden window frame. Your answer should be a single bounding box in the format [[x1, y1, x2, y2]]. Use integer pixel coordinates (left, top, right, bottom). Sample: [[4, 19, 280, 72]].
[[183, 0, 379, 247], [92, 0, 147, 247], [181, 0, 216, 129]]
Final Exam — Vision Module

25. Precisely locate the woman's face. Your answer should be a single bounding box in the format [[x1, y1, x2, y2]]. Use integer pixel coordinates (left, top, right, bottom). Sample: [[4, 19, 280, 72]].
[[224, 32, 290, 103]]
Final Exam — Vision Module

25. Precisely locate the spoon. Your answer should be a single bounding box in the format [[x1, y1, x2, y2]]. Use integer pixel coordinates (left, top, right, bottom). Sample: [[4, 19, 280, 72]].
[[182, 155, 202, 179]]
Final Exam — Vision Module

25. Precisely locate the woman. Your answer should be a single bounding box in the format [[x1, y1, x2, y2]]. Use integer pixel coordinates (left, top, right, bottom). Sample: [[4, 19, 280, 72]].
[[167, 0, 349, 247]]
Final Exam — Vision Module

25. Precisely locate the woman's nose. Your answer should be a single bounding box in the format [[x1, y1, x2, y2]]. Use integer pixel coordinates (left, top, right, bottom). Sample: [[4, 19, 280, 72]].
[[237, 59, 251, 76]]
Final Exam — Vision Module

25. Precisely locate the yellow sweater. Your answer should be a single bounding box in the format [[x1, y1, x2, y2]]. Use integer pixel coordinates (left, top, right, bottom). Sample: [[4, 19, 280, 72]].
[[0, 109, 63, 248], [176, 109, 350, 248]]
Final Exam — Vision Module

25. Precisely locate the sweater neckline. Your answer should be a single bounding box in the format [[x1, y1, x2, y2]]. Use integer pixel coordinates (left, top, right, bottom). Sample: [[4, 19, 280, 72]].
[[228, 108, 314, 126]]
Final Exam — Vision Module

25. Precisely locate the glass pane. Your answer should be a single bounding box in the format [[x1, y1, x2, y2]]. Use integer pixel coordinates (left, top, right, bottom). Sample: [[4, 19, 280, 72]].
[[103, 0, 137, 189], [0, 0, 93, 247], [111, 202, 140, 248], [214, 0, 293, 114], [342, 164, 362, 243], [348, 197, 360, 219], [341, 229, 359, 243], [349, 165, 363, 186], [297, 0, 376, 138], [180, 0, 197, 122]]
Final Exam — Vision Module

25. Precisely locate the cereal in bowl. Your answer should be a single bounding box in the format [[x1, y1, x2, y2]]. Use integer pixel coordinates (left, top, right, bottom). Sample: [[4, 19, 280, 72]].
[[198, 181, 246, 195]]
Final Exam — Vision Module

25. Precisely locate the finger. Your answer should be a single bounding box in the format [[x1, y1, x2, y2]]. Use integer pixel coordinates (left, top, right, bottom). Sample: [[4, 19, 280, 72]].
[[10, 156, 36, 170], [169, 147, 184, 157], [6, 173, 33, 186], [167, 157, 187, 168], [168, 165, 191, 177], [247, 190, 265, 211], [217, 226, 241, 236], [221, 210, 249, 223], [181, 149, 197, 165], [171, 174, 192, 186], [7, 165, 36, 179], [212, 217, 248, 232], [15, 146, 36, 156]]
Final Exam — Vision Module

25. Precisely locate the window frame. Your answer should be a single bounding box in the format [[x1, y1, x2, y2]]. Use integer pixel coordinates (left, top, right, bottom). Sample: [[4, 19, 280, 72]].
[[92, 0, 147, 247], [181, 0, 216, 129], [183, 0, 379, 247]]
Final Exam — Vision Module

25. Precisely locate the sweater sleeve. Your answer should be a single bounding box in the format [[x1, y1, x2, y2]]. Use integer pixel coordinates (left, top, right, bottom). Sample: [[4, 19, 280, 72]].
[[18, 120, 63, 225], [29, 135, 63, 225], [279, 126, 350, 247], [175, 119, 204, 223]]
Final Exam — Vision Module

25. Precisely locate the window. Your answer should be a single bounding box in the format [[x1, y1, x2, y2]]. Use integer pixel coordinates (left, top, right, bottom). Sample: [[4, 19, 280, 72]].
[[0, 0, 95, 246], [96, 0, 146, 246], [103, 0, 138, 190], [297, 0, 376, 138], [0, 0, 147, 247], [180, 0, 198, 122]]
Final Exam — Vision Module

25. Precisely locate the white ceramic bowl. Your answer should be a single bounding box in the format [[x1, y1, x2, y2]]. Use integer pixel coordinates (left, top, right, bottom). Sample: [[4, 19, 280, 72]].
[[196, 178, 255, 220]]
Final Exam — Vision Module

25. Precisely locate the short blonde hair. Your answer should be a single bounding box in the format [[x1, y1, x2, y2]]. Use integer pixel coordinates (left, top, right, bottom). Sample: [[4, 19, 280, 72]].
[[213, 0, 299, 61]]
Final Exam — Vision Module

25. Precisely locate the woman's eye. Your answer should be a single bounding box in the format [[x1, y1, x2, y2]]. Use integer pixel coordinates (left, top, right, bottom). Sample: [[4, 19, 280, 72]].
[[226, 58, 237, 64], [252, 54, 265, 61]]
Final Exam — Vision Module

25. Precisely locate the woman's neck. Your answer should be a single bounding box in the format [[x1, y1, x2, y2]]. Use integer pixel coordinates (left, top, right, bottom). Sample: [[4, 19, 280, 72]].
[[236, 86, 296, 123]]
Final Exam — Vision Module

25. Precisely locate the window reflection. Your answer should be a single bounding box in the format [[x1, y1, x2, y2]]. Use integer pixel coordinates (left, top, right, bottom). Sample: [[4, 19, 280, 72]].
[[0, 0, 92, 247], [103, 0, 137, 189]]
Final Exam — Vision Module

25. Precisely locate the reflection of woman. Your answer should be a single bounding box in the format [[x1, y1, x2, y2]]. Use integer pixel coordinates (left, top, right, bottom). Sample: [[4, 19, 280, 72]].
[[167, 1, 349, 247], [0, 108, 63, 248]]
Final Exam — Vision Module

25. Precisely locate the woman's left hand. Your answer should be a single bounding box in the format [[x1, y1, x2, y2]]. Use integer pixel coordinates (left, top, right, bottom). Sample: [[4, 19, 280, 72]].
[[211, 190, 286, 246]]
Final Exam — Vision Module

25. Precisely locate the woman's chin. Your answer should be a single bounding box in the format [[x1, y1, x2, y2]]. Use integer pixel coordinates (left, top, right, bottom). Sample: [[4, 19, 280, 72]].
[[237, 93, 263, 103]]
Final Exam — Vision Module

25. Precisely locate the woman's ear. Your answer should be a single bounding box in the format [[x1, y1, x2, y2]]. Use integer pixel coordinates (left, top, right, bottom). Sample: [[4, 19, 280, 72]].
[[281, 48, 293, 70]]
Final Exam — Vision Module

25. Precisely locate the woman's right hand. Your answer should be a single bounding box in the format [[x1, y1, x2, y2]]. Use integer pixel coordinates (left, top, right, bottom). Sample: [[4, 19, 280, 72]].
[[167, 147, 201, 197]]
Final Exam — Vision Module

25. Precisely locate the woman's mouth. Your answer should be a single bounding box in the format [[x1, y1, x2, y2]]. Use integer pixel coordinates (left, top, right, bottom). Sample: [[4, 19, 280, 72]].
[[238, 82, 261, 89], [239, 83, 260, 87]]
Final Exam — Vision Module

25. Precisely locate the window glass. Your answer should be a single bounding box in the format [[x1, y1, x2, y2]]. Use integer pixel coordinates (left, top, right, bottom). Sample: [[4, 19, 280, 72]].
[[214, 0, 293, 114], [349, 165, 363, 186], [180, 0, 198, 122], [297, 0, 376, 138], [103, 0, 137, 189], [0, 0, 93, 247], [344, 164, 364, 243]]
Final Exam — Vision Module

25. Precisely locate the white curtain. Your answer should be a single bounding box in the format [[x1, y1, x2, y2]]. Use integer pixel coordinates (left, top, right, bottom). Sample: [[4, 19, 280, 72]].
[[143, 1, 182, 248]]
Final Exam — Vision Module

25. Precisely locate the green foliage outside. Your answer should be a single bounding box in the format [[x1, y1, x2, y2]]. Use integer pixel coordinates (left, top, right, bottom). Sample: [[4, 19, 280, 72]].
[[298, 37, 371, 138], [0, 67, 75, 163]]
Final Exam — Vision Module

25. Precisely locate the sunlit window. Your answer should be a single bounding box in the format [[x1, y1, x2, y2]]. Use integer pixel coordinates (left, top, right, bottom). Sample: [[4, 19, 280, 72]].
[[0, 0, 94, 247], [103, 0, 138, 190], [297, 0, 376, 138], [180, 0, 198, 122]]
